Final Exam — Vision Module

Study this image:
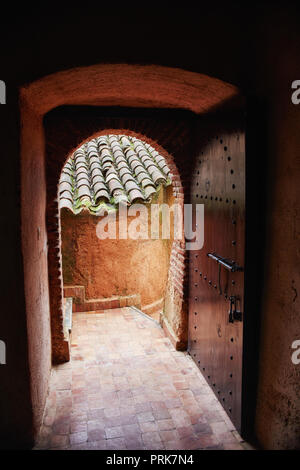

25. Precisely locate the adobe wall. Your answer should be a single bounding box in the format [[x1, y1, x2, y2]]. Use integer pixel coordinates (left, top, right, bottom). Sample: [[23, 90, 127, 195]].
[[253, 33, 300, 449], [61, 186, 173, 319]]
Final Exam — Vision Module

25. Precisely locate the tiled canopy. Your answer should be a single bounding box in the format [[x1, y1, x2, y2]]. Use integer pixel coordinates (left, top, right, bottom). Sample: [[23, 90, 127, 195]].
[[59, 134, 172, 214]]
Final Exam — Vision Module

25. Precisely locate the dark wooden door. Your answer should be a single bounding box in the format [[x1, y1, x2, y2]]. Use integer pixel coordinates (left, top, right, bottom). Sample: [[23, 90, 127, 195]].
[[188, 118, 245, 432]]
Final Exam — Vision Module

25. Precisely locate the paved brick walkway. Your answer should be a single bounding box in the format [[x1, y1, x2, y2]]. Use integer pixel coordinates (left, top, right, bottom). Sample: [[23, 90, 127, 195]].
[[36, 308, 247, 450]]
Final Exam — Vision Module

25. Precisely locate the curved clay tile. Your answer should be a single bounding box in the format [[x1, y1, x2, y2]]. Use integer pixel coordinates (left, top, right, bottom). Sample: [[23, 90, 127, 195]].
[[141, 158, 154, 169], [110, 144, 122, 153], [90, 160, 102, 170], [97, 136, 108, 143], [89, 155, 100, 164], [136, 175, 152, 187], [140, 177, 155, 188], [128, 163, 141, 174], [125, 180, 140, 193], [78, 186, 91, 200], [74, 149, 85, 157], [113, 150, 125, 160], [86, 142, 98, 150], [77, 178, 90, 188], [76, 172, 88, 184], [108, 135, 118, 142], [150, 170, 166, 185], [156, 159, 168, 171], [60, 190, 73, 202], [137, 150, 149, 160], [106, 171, 120, 182], [129, 189, 145, 203], [125, 148, 136, 159], [75, 155, 86, 163], [75, 164, 88, 175], [93, 181, 107, 193], [133, 143, 144, 152], [110, 138, 121, 146], [60, 173, 72, 184], [102, 163, 113, 174], [106, 165, 119, 176], [115, 160, 127, 170], [108, 179, 124, 193], [134, 166, 147, 177], [120, 136, 131, 148], [144, 185, 157, 200], [87, 141, 97, 148], [94, 189, 110, 203], [121, 173, 135, 185], [118, 166, 132, 177], [59, 198, 74, 211], [64, 162, 73, 171], [102, 158, 114, 168], [91, 173, 103, 184], [61, 168, 73, 178], [100, 150, 113, 161], [91, 168, 103, 180], [59, 181, 73, 194], [76, 165, 89, 174]]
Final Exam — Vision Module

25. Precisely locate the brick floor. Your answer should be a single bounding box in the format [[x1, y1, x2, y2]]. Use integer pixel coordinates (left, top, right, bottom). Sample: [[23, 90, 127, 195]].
[[35, 307, 248, 450]]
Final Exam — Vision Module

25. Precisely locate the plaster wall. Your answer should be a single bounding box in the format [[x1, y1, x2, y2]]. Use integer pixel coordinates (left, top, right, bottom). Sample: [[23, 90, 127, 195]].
[[61, 187, 173, 317]]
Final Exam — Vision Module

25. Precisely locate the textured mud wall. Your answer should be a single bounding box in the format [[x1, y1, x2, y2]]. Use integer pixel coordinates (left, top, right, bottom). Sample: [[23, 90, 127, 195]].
[[20, 105, 52, 442], [61, 187, 172, 315], [254, 30, 300, 449]]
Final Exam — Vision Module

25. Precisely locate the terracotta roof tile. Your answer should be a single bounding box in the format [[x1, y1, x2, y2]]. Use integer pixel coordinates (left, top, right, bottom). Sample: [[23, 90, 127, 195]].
[[58, 134, 171, 214]]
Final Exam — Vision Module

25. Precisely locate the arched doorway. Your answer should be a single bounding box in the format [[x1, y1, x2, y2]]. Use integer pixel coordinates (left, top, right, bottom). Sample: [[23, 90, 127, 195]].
[[20, 64, 245, 442], [53, 132, 186, 363]]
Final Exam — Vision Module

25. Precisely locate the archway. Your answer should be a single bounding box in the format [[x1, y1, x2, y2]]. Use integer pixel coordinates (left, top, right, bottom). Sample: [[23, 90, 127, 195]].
[[20, 63, 242, 437], [49, 130, 186, 364]]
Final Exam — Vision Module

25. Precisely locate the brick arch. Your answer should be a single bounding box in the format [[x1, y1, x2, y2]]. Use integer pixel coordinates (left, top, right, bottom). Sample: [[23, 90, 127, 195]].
[[20, 64, 241, 115], [47, 126, 186, 363]]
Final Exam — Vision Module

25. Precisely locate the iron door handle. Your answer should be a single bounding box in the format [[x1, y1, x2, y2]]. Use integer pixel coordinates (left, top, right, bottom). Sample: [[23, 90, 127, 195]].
[[207, 252, 243, 272]]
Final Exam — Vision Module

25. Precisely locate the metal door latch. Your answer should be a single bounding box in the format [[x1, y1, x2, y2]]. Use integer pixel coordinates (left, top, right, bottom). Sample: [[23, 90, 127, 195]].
[[207, 252, 243, 272], [228, 296, 243, 323]]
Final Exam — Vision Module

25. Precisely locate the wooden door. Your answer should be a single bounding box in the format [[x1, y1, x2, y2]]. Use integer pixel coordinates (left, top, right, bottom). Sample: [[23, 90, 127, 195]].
[[188, 117, 245, 432]]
